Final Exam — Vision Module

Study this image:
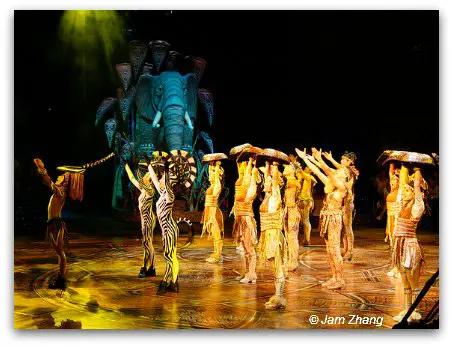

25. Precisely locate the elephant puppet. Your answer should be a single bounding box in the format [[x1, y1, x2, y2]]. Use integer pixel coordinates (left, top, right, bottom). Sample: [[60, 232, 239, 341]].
[[135, 71, 198, 155]]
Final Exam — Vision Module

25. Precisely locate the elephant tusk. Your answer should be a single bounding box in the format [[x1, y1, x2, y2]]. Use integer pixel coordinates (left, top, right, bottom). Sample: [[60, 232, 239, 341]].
[[152, 110, 162, 128], [184, 110, 194, 129]]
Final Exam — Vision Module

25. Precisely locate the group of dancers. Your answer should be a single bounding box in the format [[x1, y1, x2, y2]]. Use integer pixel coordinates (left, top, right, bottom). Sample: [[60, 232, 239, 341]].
[[33, 146, 435, 321]]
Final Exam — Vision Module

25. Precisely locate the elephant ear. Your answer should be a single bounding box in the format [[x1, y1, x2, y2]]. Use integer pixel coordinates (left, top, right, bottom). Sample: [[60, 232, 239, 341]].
[[184, 73, 198, 123], [135, 74, 156, 121]]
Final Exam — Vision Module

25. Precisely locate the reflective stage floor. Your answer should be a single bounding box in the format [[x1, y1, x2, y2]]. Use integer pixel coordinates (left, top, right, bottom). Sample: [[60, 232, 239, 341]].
[[14, 228, 439, 329]]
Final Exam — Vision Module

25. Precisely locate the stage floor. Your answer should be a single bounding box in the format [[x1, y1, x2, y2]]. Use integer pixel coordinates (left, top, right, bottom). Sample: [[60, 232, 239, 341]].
[[14, 228, 439, 329]]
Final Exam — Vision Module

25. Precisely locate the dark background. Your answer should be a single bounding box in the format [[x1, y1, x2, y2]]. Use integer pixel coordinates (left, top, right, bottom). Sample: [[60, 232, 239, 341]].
[[14, 10, 439, 231]]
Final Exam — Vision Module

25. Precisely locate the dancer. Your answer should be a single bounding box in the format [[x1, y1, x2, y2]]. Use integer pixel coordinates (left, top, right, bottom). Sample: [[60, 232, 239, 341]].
[[323, 151, 359, 261], [125, 162, 157, 278], [295, 162, 317, 246], [381, 163, 403, 277], [282, 161, 301, 271], [230, 143, 252, 251], [392, 165, 426, 322], [34, 158, 71, 290], [258, 149, 288, 309], [201, 153, 227, 263], [236, 153, 261, 284], [33, 154, 114, 290], [147, 156, 180, 295], [296, 148, 348, 290]]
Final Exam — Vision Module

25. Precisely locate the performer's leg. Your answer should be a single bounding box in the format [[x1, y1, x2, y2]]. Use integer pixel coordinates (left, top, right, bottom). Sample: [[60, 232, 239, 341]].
[[48, 226, 68, 290], [265, 247, 286, 310], [206, 223, 223, 263], [287, 230, 299, 271], [321, 238, 336, 287], [342, 203, 354, 261], [140, 209, 156, 277], [406, 263, 422, 321], [240, 224, 257, 283], [326, 225, 344, 290], [305, 200, 313, 245], [300, 201, 312, 246], [393, 272, 412, 321], [158, 231, 179, 294]]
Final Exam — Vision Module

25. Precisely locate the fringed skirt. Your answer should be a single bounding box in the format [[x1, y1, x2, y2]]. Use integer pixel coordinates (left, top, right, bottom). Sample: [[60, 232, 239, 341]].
[[283, 205, 301, 236], [392, 237, 425, 277], [319, 209, 343, 241], [201, 206, 224, 238]]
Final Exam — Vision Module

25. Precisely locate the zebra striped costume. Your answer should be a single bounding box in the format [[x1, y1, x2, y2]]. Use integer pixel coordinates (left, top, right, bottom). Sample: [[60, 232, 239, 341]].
[[125, 164, 157, 273], [138, 187, 156, 271], [155, 171, 179, 284]]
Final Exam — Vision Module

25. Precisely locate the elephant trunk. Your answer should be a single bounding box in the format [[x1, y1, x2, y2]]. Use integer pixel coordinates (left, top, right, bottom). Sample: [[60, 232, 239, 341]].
[[162, 78, 192, 151], [163, 105, 186, 150]]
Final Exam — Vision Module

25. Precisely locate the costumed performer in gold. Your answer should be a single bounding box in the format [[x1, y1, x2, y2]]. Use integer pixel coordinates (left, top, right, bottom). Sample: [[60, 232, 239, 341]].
[[258, 149, 288, 309], [236, 150, 262, 284], [230, 143, 252, 252], [392, 165, 426, 322], [282, 159, 301, 271], [323, 151, 359, 261], [296, 148, 348, 290], [292, 155, 317, 246], [379, 162, 402, 278], [201, 153, 227, 263]]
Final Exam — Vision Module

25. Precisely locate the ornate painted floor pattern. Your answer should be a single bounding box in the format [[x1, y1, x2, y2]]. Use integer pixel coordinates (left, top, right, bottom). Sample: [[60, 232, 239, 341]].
[[14, 228, 439, 329]]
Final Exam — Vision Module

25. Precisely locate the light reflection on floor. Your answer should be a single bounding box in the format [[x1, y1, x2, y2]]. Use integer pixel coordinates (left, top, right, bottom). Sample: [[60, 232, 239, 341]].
[[14, 228, 439, 329]]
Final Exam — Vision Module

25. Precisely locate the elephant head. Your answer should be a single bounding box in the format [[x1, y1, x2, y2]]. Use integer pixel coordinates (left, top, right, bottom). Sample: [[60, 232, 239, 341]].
[[135, 71, 198, 154]]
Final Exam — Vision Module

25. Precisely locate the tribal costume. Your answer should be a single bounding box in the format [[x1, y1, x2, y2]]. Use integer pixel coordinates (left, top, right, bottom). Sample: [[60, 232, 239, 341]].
[[392, 167, 426, 323], [232, 161, 248, 247], [260, 162, 287, 309], [296, 168, 316, 246], [296, 147, 348, 290], [34, 159, 70, 290], [201, 163, 225, 263], [319, 192, 345, 289], [237, 159, 260, 283], [282, 164, 301, 271]]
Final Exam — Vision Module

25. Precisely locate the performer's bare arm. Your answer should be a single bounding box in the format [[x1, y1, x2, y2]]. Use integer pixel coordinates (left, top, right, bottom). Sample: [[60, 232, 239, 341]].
[[296, 148, 329, 186], [322, 151, 342, 169], [34, 158, 58, 194], [213, 161, 222, 196], [313, 149, 346, 195], [311, 148, 336, 176], [147, 164, 161, 192], [125, 163, 141, 190], [389, 162, 396, 181], [413, 168, 423, 199]]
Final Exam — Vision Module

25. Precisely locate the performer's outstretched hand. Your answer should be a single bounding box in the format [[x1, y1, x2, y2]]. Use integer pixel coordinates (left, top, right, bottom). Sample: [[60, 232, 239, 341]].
[[323, 151, 333, 161], [295, 148, 307, 160], [33, 158, 46, 175], [311, 147, 322, 161]]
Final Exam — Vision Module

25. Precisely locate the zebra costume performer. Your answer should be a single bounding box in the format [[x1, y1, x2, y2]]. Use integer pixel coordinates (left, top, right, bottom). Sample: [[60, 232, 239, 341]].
[[147, 158, 180, 295], [125, 162, 157, 278]]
